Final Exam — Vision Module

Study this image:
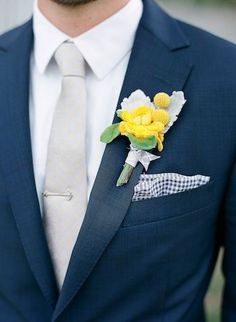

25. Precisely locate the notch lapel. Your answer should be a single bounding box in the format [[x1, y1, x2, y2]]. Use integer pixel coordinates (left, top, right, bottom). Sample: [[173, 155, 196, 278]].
[[0, 21, 58, 307], [53, 1, 193, 319]]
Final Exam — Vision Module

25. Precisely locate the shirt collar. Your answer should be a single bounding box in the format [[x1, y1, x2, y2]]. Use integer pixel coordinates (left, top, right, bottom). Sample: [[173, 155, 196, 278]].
[[33, 0, 143, 79]]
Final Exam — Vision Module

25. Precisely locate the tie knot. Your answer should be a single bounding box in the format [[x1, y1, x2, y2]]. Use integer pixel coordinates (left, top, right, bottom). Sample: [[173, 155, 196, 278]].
[[54, 42, 85, 77]]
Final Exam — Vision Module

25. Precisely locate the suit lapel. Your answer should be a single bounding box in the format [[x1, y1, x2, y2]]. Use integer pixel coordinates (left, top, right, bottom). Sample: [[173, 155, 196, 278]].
[[53, 1, 193, 319], [0, 21, 58, 308]]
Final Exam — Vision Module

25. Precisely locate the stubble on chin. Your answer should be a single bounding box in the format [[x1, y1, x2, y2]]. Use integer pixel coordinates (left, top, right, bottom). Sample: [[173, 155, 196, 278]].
[[51, 0, 97, 6]]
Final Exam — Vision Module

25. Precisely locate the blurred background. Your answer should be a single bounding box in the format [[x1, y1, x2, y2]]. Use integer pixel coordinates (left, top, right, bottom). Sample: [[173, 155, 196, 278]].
[[0, 0, 235, 321]]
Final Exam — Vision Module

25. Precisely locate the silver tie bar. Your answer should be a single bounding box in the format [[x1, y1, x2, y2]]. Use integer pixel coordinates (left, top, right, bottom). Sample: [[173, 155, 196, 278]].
[[42, 190, 73, 201]]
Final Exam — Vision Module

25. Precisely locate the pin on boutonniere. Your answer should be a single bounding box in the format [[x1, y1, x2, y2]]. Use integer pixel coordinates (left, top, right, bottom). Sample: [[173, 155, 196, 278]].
[[100, 90, 186, 186]]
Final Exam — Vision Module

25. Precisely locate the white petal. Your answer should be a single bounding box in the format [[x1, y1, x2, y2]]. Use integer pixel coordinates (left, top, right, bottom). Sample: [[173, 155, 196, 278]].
[[165, 91, 186, 133], [121, 90, 154, 111]]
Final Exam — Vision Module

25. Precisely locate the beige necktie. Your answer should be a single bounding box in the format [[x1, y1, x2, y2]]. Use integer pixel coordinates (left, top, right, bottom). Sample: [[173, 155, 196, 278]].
[[43, 42, 87, 289]]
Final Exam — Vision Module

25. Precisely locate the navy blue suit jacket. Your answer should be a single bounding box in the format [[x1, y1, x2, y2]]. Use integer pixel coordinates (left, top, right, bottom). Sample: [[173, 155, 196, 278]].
[[0, 1, 235, 321]]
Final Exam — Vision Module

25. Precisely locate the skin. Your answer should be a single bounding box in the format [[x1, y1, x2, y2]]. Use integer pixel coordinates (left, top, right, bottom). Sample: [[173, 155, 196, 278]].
[[38, 0, 130, 37]]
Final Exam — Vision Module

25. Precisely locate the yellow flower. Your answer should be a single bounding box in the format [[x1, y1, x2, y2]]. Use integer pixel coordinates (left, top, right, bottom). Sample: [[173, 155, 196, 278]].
[[120, 106, 152, 126], [157, 133, 164, 152], [152, 109, 170, 126], [119, 121, 164, 138], [154, 92, 171, 109], [119, 105, 169, 151]]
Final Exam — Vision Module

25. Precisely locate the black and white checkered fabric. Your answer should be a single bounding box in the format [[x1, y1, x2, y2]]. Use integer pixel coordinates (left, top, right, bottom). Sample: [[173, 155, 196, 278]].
[[133, 173, 210, 202]]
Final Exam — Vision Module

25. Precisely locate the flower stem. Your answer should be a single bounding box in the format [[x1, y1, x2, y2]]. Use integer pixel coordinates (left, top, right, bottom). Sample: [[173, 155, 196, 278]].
[[116, 163, 134, 187]]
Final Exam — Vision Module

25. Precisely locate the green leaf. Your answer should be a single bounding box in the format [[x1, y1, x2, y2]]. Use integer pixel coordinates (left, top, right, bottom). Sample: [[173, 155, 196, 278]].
[[128, 134, 157, 151], [100, 123, 120, 144]]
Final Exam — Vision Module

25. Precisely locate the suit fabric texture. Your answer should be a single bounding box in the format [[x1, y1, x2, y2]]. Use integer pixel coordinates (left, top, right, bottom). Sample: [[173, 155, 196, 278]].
[[0, 1, 235, 321]]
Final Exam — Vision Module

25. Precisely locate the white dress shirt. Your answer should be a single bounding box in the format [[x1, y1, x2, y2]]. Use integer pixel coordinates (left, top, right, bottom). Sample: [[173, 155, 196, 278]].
[[30, 0, 143, 212]]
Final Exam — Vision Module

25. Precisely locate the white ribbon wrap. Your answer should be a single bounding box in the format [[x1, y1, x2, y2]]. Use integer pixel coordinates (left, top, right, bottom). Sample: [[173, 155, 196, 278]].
[[125, 146, 160, 171]]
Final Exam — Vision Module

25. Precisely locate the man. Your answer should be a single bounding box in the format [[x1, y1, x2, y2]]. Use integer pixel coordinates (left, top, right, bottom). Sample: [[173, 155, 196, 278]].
[[0, 0, 235, 321]]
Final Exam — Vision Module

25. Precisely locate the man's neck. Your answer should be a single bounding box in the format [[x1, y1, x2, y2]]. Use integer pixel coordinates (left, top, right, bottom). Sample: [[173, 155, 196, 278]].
[[38, 0, 130, 37]]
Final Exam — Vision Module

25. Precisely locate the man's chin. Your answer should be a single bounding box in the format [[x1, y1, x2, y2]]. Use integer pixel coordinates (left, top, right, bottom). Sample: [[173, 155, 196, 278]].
[[51, 0, 97, 6]]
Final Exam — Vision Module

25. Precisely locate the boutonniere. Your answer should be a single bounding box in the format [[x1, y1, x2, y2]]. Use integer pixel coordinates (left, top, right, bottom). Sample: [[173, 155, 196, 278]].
[[100, 90, 186, 186]]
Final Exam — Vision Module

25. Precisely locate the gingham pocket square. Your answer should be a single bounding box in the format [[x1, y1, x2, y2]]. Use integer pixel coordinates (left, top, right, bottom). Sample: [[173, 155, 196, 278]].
[[132, 173, 210, 202]]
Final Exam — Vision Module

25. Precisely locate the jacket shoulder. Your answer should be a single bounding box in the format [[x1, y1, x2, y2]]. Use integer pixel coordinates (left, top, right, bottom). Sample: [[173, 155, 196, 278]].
[[177, 19, 236, 64], [0, 20, 32, 51]]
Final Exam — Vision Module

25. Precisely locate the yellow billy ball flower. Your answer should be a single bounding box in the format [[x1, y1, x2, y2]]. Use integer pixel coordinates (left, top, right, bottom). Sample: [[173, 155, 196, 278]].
[[154, 92, 171, 109], [152, 109, 170, 126]]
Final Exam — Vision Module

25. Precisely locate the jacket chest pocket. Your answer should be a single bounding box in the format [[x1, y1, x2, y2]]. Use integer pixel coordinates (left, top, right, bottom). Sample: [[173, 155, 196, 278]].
[[122, 180, 215, 228]]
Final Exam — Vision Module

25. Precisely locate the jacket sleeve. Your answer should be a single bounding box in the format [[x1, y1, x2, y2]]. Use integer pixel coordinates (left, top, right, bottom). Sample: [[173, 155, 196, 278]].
[[222, 160, 236, 322]]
